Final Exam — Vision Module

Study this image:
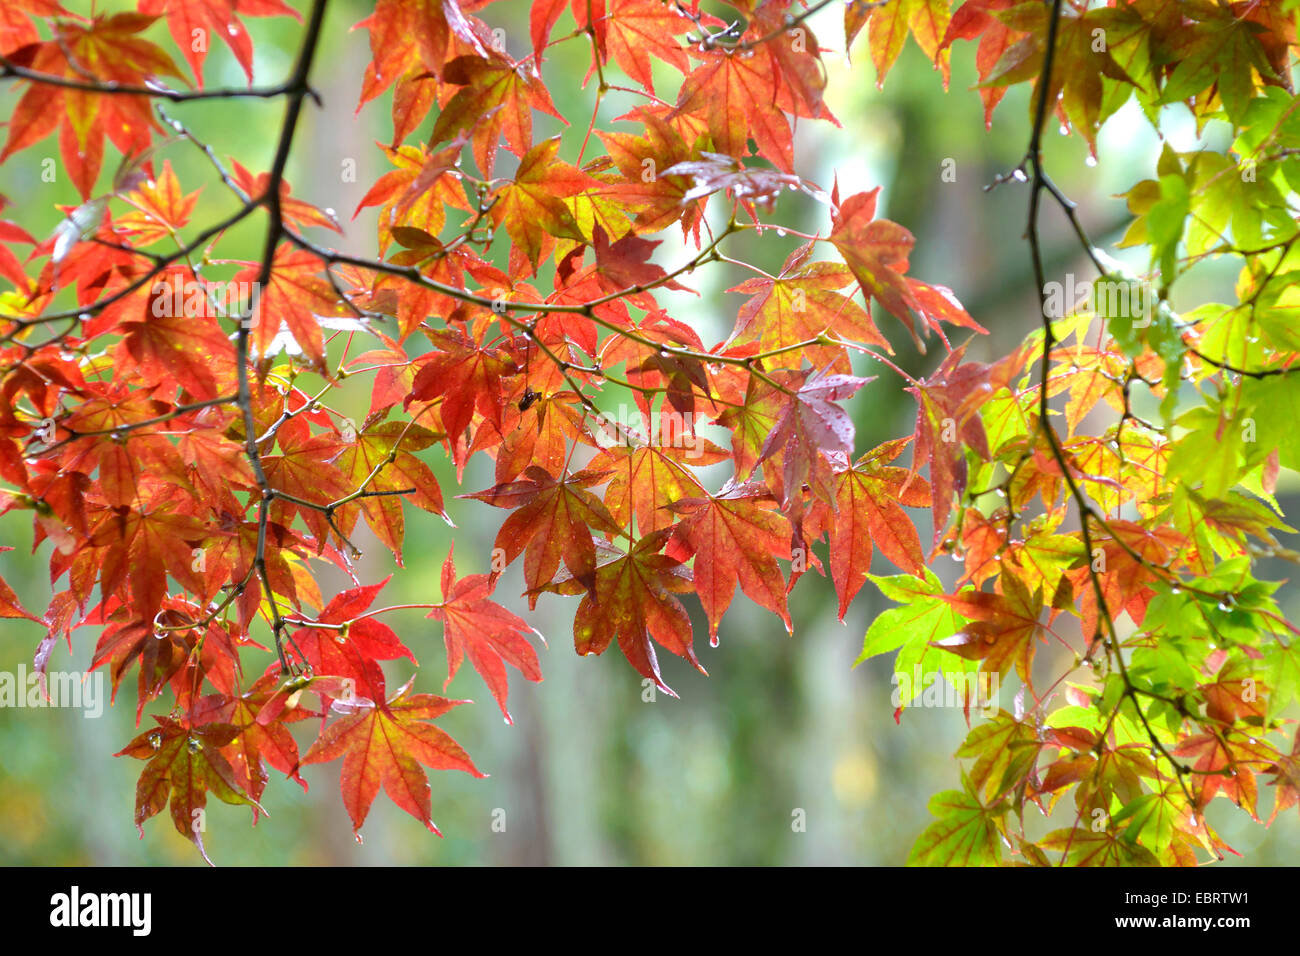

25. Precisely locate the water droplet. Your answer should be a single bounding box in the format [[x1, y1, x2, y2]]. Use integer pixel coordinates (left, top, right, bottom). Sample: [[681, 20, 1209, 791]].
[[1217, 602, 1230, 611], [187, 737, 201, 754], [1011, 169, 1028, 183], [335, 634, 346, 644], [324, 207, 336, 219], [1059, 125, 1070, 136], [1169, 587, 1181, 595], [148, 732, 162, 750], [1084, 155, 1097, 168], [775, 228, 786, 238], [355, 832, 364, 844]]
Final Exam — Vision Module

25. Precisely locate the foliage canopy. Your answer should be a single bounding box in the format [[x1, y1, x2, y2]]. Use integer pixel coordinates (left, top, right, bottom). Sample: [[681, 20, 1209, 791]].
[[1, 0, 1299, 865]]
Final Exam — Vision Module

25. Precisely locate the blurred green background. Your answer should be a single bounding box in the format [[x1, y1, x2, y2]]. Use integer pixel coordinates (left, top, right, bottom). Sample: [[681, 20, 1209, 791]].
[[0, 0, 1296, 865]]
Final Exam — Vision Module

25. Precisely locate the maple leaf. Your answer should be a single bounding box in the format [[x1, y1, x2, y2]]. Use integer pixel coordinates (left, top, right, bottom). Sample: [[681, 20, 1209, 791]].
[[199, 672, 311, 811], [665, 481, 792, 640], [908, 345, 994, 542], [427, 544, 543, 723], [431, 54, 565, 177], [542, 529, 700, 695], [489, 390, 589, 483], [587, 437, 727, 536], [465, 465, 624, 603], [589, 223, 690, 293], [1156, 2, 1280, 125], [300, 677, 484, 837], [355, 0, 486, 105], [858, 567, 980, 717], [235, 245, 346, 370], [281, 577, 417, 705], [825, 438, 930, 619], [1, 14, 183, 197], [715, 370, 787, 479], [138, 0, 298, 87], [117, 717, 263, 865], [1066, 521, 1184, 640], [335, 420, 448, 564], [596, 107, 704, 237], [0, 1, 69, 55], [529, 0, 568, 66], [907, 279, 986, 335], [1040, 826, 1160, 866], [91, 602, 213, 713], [88, 493, 206, 620], [262, 428, 353, 549], [116, 268, 238, 400], [353, 136, 472, 256], [957, 711, 1043, 803], [858, 0, 953, 88], [674, 52, 795, 172], [490, 136, 596, 272], [978, 5, 1140, 147], [749, 0, 836, 122], [907, 781, 1005, 866], [728, 243, 888, 354], [1173, 730, 1279, 820], [407, 327, 517, 464], [939, 0, 1024, 126], [829, 187, 947, 350], [114, 160, 200, 245], [380, 231, 510, 340], [228, 160, 342, 233], [933, 573, 1045, 683], [758, 366, 873, 512], [594, 0, 693, 93]]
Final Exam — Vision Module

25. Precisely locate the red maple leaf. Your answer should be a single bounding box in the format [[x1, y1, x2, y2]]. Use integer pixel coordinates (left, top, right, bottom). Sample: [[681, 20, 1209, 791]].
[[300, 677, 484, 837], [665, 480, 792, 641], [541, 529, 700, 695], [427, 544, 543, 723], [465, 465, 624, 604]]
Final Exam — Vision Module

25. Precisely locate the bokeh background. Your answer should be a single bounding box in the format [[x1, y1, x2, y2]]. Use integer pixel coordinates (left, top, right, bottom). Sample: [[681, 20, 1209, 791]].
[[0, 0, 1296, 865]]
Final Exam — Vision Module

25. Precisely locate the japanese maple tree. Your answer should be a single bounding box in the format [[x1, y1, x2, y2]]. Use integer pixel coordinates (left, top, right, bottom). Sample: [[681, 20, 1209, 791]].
[[1, 0, 1299, 866]]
